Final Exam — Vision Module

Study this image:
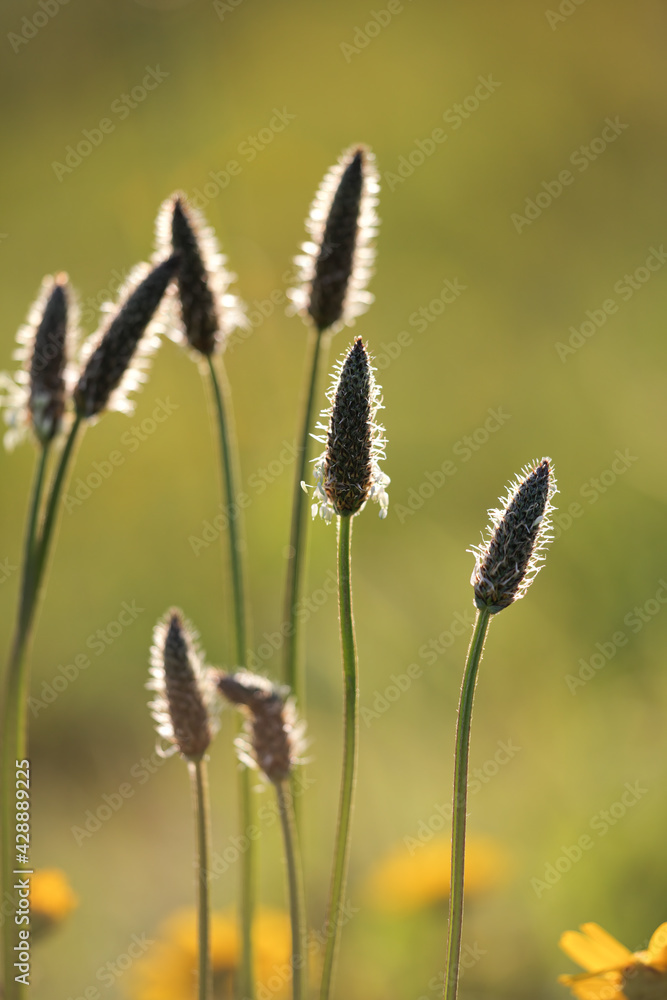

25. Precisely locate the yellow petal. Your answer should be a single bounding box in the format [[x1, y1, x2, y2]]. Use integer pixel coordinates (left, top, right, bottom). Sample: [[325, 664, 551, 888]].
[[558, 973, 626, 1000], [560, 925, 632, 973], [646, 924, 667, 970]]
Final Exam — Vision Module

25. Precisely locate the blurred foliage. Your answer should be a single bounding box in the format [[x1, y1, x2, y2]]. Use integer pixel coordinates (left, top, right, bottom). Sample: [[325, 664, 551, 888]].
[[1, 0, 667, 997]]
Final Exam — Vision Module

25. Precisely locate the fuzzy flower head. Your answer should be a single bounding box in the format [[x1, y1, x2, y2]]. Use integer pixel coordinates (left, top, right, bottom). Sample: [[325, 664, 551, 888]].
[[74, 255, 179, 419], [470, 457, 556, 613], [217, 670, 306, 784], [155, 192, 246, 356], [147, 609, 219, 761], [559, 922, 667, 1000], [288, 145, 379, 334], [0, 273, 78, 450], [311, 336, 389, 522]]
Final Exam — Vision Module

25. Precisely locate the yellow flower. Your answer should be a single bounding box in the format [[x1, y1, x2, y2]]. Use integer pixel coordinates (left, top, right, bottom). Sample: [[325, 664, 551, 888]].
[[128, 906, 292, 1000], [30, 869, 78, 938], [559, 922, 667, 1000], [363, 835, 511, 914]]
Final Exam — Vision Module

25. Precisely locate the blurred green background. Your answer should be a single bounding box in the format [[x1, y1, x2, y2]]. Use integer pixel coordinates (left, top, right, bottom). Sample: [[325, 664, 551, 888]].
[[2, 0, 667, 996]]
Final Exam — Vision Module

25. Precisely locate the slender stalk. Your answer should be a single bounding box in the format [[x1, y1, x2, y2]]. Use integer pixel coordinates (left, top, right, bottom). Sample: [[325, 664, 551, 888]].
[[282, 324, 328, 699], [276, 781, 307, 1000], [443, 606, 492, 1000], [320, 514, 357, 1000], [205, 354, 254, 1000], [190, 759, 212, 1000]]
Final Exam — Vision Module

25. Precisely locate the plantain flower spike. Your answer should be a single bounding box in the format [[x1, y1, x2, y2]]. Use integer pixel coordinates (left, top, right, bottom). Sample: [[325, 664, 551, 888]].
[[470, 458, 556, 613], [0, 273, 77, 450], [217, 670, 305, 784], [155, 192, 246, 356], [288, 145, 379, 334], [74, 255, 180, 419], [311, 336, 389, 523], [147, 609, 219, 761]]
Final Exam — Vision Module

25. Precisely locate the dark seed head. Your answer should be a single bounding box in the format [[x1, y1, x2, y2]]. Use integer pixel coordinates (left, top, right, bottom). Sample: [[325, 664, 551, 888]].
[[170, 197, 220, 355], [471, 458, 556, 613], [28, 274, 69, 443], [148, 609, 214, 761], [74, 255, 179, 419], [289, 145, 379, 334], [217, 670, 303, 784]]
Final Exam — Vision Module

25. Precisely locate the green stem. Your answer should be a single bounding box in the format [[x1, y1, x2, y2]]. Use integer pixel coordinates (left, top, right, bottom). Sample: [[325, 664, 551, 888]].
[[205, 354, 254, 1000], [190, 759, 212, 1000], [276, 781, 307, 1000], [282, 324, 328, 700], [443, 606, 492, 1000], [320, 514, 357, 1000]]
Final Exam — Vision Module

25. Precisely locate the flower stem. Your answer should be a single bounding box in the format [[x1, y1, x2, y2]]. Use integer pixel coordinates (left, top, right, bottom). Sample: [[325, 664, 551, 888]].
[[2, 417, 82, 1000], [443, 606, 492, 1000], [320, 514, 357, 1000], [205, 354, 255, 1000], [190, 759, 212, 1000], [276, 781, 307, 1000], [282, 325, 328, 700]]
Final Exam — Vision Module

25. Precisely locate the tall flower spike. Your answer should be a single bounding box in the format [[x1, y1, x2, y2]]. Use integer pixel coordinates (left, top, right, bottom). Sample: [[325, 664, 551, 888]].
[[311, 336, 389, 522], [147, 609, 218, 761], [288, 145, 379, 333], [0, 274, 77, 450], [155, 193, 245, 355], [217, 670, 305, 784], [470, 458, 556, 613], [74, 255, 180, 419]]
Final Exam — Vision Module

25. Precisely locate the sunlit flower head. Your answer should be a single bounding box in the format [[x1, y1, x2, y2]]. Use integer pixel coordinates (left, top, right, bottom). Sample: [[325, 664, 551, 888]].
[[155, 192, 246, 356], [128, 906, 293, 1000], [288, 145, 379, 334], [74, 256, 179, 419], [559, 922, 667, 1000], [310, 337, 389, 522], [363, 835, 511, 915], [29, 868, 78, 938], [0, 273, 78, 450], [469, 457, 557, 613], [147, 609, 219, 761]]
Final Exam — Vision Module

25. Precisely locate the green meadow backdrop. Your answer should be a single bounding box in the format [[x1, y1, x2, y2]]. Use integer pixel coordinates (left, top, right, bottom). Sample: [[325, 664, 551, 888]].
[[1, 0, 667, 996]]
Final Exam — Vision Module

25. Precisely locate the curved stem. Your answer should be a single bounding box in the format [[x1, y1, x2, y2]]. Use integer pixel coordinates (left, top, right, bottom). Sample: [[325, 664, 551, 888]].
[[443, 606, 492, 1000], [320, 514, 357, 1000], [205, 354, 254, 1000], [190, 759, 212, 1000], [282, 325, 328, 701], [276, 781, 307, 1000]]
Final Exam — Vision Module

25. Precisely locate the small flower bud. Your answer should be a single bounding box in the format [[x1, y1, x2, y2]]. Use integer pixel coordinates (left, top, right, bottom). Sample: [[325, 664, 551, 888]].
[[288, 145, 379, 333], [217, 670, 305, 784], [470, 458, 556, 613], [28, 274, 69, 444], [148, 609, 217, 761], [311, 337, 389, 521], [74, 255, 179, 419]]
